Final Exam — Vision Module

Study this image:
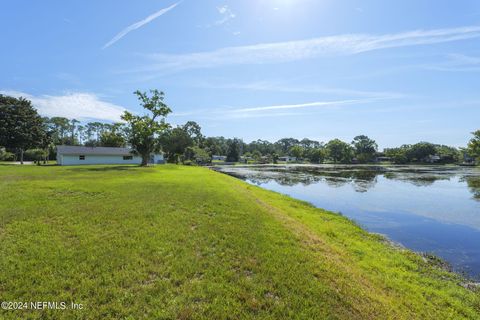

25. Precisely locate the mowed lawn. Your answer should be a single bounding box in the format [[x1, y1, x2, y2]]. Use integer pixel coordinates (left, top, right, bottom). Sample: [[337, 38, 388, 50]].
[[0, 165, 479, 319]]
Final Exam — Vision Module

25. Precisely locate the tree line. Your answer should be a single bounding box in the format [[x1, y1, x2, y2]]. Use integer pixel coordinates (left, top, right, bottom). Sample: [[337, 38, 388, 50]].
[[1, 91, 479, 165]]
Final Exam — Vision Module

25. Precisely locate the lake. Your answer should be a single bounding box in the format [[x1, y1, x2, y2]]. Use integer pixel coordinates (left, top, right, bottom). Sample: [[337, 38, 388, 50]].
[[214, 164, 480, 279]]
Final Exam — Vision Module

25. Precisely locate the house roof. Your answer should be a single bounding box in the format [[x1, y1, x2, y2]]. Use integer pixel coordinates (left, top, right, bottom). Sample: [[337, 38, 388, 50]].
[[56, 145, 133, 156]]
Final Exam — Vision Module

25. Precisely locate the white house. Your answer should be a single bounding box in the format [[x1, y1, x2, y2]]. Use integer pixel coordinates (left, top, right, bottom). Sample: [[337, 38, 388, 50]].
[[56, 146, 164, 166], [278, 156, 297, 162], [212, 155, 227, 161]]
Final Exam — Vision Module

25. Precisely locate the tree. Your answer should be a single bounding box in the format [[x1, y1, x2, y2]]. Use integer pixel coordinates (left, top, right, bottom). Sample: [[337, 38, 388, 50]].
[[182, 121, 204, 145], [435, 145, 460, 163], [98, 123, 127, 147], [325, 139, 353, 164], [252, 150, 262, 162], [247, 139, 275, 156], [185, 146, 211, 164], [159, 122, 205, 163], [0, 147, 14, 161], [299, 138, 321, 150], [204, 137, 228, 156], [99, 131, 126, 147], [407, 142, 436, 162], [467, 130, 480, 162], [272, 152, 279, 164], [385, 146, 410, 164], [226, 138, 242, 162], [69, 119, 80, 144], [275, 138, 300, 155], [306, 148, 326, 164], [25, 148, 48, 165], [159, 127, 193, 163], [289, 145, 304, 159], [121, 90, 171, 166], [352, 135, 378, 163], [0, 95, 46, 164]]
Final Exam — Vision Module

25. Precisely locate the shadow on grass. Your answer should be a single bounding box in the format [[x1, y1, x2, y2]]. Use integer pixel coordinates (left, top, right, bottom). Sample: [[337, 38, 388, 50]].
[[67, 165, 143, 172], [0, 162, 57, 167]]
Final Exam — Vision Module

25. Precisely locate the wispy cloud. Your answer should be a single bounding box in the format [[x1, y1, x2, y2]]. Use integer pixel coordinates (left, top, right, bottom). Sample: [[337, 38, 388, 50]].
[[137, 25, 480, 73], [0, 90, 127, 121], [103, 2, 180, 49], [215, 5, 236, 26], [424, 53, 480, 72], [197, 80, 404, 99], [231, 99, 365, 113], [172, 97, 386, 120]]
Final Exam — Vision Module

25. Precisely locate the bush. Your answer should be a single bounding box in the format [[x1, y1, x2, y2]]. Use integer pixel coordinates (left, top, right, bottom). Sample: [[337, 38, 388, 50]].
[[0, 147, 14, 161], [24, 148, 48, 164]]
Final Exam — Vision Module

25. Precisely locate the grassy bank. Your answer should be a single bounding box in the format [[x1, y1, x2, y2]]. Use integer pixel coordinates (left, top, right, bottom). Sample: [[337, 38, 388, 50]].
[[0, 165, 479, 319]]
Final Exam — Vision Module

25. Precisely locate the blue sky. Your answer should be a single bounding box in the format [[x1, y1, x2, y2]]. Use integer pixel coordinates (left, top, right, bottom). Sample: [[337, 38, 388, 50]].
[[1, 0, 480, 148]]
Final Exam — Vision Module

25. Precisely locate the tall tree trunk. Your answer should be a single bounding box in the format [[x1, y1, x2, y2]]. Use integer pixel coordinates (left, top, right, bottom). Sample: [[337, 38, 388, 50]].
[[20, 148, 24, 165], [141, 154, 149, 166]]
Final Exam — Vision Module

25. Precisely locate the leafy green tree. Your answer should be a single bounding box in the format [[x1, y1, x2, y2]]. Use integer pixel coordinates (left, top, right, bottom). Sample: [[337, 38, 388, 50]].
[[204, 137, 228, 156], [275, 138, 300, 155], [182, 121, 204, 145], [99, 131, 126, 147], [159, 127, 193, 163], [467, 130, 480, 162], [252, 150, 262, 162], [299, 138, 321, 150], [69, 119, 80, 144], [25, 148, 48, 165], [325, 139, 353, 164], [47, 117, 71, 145], [435, 145, 460, 163], [0, 95, 46, 164], [247, 139, 276, 156], [407, 142, 437, 162], [306, 148, 326, 164], [289, 145, 304, 159], [352, 135, 378, 163], [0, 147, 14, 161], [272, 152, 279, 164], [121, 90, 171, 166], [226, 138, 242, 162], [160, 122, 205, 163], [385, 146, 410, 164], [98, 122, 127, 147], [185, 146, 211, 164]]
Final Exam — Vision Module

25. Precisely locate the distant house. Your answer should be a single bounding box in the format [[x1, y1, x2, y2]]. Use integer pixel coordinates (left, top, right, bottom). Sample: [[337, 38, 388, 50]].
[[424, 155, 441, 163], [375, 156, 392, 162], [56, 146, 164, 166], [278, 156, 297, 162], [463, 152, 476, 165], [212, 155, 227, 161]]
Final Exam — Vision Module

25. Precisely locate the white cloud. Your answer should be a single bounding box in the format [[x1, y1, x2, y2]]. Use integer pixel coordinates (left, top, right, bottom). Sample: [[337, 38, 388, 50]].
[[197, 80, 404, 99], [172, 97, 385, 120], [215, 5, 236, 26], [139, 25, 480, 72], [425, 53, 480, 72], [231, 99, 370, 113], [0, 90, 127, 122], [103, 2, 180, 49]]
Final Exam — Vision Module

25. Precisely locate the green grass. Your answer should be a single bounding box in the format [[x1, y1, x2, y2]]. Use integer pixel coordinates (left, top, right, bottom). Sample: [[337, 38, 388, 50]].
[[0, 165, 479, 319]]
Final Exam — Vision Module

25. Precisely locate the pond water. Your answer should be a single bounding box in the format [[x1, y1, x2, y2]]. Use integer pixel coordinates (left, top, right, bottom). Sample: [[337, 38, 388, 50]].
[[214, 165, 480, 279]]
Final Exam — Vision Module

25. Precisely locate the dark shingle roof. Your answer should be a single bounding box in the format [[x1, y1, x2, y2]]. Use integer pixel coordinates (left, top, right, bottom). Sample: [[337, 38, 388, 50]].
[[56, 145, 133, 156]]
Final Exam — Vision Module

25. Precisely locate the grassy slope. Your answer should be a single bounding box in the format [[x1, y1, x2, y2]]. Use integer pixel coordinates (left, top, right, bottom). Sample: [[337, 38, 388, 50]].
[[0, 165, 479, 320]]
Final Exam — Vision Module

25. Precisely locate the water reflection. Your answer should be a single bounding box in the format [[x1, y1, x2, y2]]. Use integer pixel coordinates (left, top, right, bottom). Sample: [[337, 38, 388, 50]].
[[219, 165, 480, 199], [463, 176, 480, 199], [214, 165, 480, 278]]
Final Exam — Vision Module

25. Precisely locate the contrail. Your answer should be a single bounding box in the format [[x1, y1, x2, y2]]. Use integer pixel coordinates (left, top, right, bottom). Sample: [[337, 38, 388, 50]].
[[103, 2, 180, 49]]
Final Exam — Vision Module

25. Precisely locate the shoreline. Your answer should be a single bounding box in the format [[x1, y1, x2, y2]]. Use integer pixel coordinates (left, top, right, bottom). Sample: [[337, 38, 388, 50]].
[[212, 164, 480, 282]]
